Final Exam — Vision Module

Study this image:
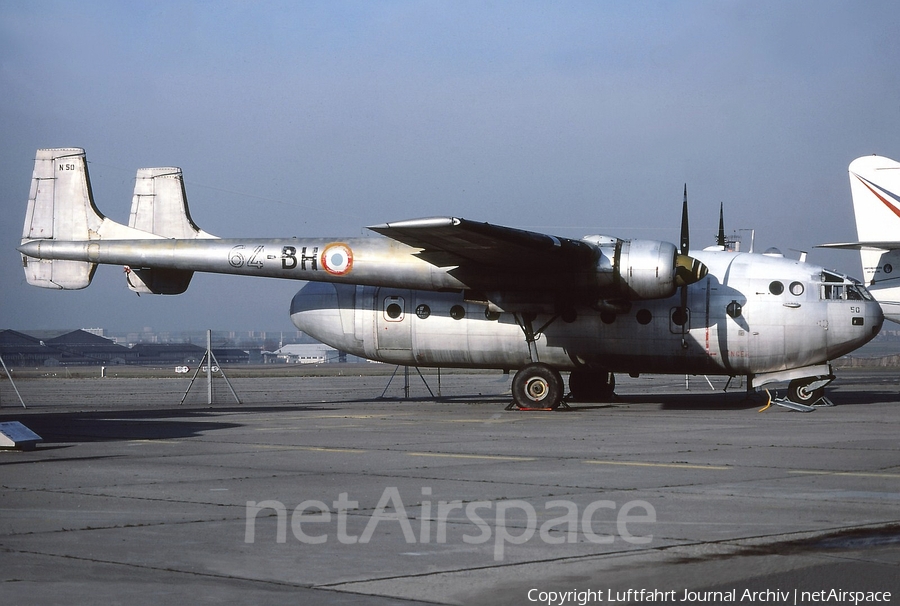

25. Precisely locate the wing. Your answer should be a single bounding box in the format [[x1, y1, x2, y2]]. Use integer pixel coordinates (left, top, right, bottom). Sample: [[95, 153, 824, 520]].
[[367, 217, 597, 269]]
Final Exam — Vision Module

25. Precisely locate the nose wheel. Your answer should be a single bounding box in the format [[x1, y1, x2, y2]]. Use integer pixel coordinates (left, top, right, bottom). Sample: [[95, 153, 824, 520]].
[[786, 377, 828, 405], [508, 363, 565, 410]]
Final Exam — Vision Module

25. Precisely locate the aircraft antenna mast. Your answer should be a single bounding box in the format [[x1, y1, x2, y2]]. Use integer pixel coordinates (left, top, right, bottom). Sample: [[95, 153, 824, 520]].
[[716, 203, 726, 248]]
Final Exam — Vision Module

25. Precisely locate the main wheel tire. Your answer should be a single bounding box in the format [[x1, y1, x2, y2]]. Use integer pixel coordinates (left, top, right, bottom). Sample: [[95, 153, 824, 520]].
[[787, 378, 825, 404], [512, 363, 563, 409], [568, 370, 616, 402]]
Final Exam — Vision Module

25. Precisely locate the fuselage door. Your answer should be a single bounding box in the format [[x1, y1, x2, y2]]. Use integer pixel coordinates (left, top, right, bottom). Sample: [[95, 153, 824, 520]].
[[376, 289, 412, 351]]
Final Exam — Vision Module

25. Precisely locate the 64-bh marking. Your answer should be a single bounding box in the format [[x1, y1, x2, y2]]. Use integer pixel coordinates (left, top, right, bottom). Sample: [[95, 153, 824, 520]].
[[229, 244, 269, 269], [228, 243, 348, 274], [280, 246, 318, 270]]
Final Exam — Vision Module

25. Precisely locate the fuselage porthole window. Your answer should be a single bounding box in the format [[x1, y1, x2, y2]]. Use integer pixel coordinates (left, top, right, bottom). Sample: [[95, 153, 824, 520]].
[[386, 302, 403, 320], [769, 281, 784, 295], [789, 281, 804, 296]]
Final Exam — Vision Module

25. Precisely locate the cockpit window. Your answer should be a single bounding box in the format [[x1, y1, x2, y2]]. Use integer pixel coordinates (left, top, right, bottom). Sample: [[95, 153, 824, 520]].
[[818, 272, 875, 301], [822, 285, 844, 300], [847, 284, 873, 301]]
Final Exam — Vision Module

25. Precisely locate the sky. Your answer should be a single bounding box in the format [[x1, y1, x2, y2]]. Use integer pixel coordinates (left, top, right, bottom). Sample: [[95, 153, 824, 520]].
[[2, 1, 899, 333]]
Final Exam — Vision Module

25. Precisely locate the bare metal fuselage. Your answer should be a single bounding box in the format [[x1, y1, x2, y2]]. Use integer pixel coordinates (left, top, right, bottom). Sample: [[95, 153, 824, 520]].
[[290, 249, 882, 387]]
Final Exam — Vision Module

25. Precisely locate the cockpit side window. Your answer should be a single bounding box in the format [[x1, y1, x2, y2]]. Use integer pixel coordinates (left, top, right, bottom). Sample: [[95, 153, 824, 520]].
[[821, 284, 844, 300], [818, 271, 875, 301]]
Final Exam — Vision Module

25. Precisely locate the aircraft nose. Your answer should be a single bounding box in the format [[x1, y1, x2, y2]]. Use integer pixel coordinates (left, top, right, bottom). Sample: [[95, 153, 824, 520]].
[[870, 299, 885, 335]]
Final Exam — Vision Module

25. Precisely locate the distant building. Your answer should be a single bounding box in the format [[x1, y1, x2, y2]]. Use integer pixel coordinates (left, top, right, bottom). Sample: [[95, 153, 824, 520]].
[[0, 330, 248, 367], [0, 329, 133, 366], [266, 344, 338, 364], [129, 343, 207, 366]]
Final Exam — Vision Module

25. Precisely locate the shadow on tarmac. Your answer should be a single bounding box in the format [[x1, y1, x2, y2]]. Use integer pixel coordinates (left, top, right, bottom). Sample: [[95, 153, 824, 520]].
[[0, 405, 329, 444]]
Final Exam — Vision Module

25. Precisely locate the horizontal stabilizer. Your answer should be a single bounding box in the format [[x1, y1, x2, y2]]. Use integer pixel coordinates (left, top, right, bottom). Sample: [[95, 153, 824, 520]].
[[21, 256, 97, 290], [125, 266, 195, 295]]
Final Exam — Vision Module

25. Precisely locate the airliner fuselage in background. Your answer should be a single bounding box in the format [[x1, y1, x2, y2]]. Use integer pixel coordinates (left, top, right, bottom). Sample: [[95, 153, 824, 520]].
[[18, 148, 883, 409]]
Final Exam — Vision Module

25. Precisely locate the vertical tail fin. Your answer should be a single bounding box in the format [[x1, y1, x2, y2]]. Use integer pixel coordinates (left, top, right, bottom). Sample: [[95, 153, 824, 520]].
[[846, 155, 900, 323], [21, 148, 103, 289], [19, 148, 216, 294], [848, 155, 900, 286], [129, 167, 216, 239], [124, 166, 216, 294], [20, 148, 167, 290], [849, 155, 900, 243]]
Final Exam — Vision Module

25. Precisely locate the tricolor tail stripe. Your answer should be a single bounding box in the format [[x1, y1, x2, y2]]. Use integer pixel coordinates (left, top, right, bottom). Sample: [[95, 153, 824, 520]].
[[854, 172, 900, 220]]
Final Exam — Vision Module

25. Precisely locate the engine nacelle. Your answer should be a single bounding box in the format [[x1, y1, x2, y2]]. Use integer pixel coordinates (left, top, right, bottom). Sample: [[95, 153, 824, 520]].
[[616, 239, 679, 299], [586, 236, 679, 300]]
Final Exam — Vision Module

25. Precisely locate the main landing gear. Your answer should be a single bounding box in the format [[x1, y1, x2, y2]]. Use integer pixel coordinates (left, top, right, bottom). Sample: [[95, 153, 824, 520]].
[[506, 364, 617, 411], [507, 363, 566, 410], [506, 311, 618, 410]]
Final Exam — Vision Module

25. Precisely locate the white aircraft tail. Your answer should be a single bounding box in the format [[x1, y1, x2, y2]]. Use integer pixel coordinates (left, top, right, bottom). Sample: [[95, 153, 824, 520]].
[[124, 166, 217, 294], [843, 155, 900, 323], [21, 148, 215, 294], [129, 167, 216, 239]]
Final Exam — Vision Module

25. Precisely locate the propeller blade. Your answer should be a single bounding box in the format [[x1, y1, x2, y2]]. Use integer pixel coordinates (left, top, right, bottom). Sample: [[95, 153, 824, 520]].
[[716, 202, 726, 248], [680, 184, 690, 255]]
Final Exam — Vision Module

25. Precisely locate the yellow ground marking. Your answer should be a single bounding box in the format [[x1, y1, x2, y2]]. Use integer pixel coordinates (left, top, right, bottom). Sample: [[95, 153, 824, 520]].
[[584, 459, 731, 470], [253, 444, 368, 454], [406, 452, 535, 462], [789, 470, 900, 479]]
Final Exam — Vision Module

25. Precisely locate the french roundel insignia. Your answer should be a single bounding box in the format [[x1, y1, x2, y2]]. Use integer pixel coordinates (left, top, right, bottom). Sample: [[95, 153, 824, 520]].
[[321, 243, 353, 275]]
